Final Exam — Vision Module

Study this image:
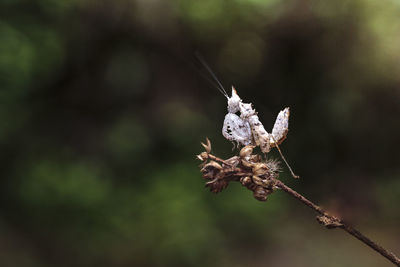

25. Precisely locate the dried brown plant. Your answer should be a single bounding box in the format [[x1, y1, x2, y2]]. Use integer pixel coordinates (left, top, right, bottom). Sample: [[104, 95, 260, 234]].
[[197, 138, 400, 266]]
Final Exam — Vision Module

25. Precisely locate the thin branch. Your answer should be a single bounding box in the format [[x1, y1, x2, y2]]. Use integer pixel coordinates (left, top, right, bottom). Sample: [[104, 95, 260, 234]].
[[274, 179, 400, 266], [198, 146, 400, 266]]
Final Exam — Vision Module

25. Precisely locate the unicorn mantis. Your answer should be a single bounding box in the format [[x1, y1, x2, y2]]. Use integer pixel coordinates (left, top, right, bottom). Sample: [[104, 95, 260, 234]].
[[222, 87, 289, 154], [195, 52, 298, 178]]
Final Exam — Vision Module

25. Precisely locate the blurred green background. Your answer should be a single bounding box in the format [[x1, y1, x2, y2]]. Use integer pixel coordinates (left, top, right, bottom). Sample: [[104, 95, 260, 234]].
[[1, 0, 400, 266]]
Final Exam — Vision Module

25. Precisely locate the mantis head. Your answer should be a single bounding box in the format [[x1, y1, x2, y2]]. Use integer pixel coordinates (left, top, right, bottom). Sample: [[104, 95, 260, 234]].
[[227, 87, 241, 113]]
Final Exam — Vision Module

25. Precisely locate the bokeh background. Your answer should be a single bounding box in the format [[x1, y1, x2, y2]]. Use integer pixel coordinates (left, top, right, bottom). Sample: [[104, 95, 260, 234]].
[[1, 0, 400, 266]]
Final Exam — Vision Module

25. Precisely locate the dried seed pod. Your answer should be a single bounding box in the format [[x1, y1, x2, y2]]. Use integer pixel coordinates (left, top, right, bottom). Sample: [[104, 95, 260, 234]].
[[246, 183, 257, 191], [205, 160, 222, 170], [201, 161, 223, 181], [240, 176, 252, 186], [225, 156, 240, 167], [240, 145, 255, 159], [252, 175, 264, 186], [197, 152, 209, 161], [253, 186, 273, 201], [202, 171, 215, 180], [206, 179, 229, 193], [264, 178, 278, 189], [252, 163, 269, 176], [241, 158, 255, 168], [200, 164, 212, 174]]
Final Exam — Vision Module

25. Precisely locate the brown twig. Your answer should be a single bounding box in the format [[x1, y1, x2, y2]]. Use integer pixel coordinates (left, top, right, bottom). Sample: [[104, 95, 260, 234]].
[[197, 143, 400, 266], [275, 179, 400, 266]]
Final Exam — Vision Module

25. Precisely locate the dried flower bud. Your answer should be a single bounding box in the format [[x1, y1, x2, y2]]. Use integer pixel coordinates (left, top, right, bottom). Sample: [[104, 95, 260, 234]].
[[252, 163, 269, 176], [240, 176, 252, 186], [198, 152, 208, 161], [196, 145, 281, 201], [225, 156, 240, 167], [205, 160, 222, 170], [206, 179, 229, 193], [246, 183, 257, 191], [253, 186, 273, 201], [241, 159, 255, 168], [252, 175, 264, 186], [201, 138, 212, 153], [201, 161, 223, 182], [240, 145, 255, 158]]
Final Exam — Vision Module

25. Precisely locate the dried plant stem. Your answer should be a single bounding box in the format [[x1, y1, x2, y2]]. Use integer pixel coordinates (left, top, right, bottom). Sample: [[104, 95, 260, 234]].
[[275, 179, 400, 266], [198, 145, 400, 266]]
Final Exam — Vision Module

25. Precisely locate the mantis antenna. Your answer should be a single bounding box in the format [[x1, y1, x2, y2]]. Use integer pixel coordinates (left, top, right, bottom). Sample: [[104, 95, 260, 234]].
[[194, 52, 229, 99]]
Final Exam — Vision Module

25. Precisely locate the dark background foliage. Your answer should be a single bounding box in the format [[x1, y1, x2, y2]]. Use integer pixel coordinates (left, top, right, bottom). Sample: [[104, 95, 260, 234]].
[[1, 0, 399, 266]]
